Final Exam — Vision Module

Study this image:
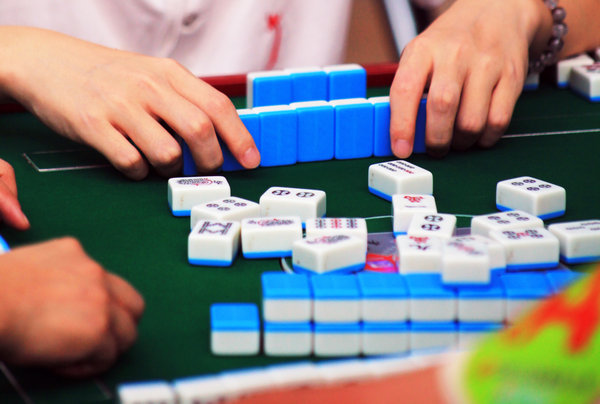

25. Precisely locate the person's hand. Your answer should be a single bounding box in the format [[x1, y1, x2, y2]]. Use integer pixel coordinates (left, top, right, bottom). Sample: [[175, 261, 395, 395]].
[[0, 238, 145, 377], [0, 27, 260, 180], [390, 0, 550, 157], [0, 159, 29, 230]]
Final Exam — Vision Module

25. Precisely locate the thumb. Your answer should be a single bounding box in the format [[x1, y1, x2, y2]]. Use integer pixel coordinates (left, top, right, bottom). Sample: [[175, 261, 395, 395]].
[[0, 182, 30, 230]]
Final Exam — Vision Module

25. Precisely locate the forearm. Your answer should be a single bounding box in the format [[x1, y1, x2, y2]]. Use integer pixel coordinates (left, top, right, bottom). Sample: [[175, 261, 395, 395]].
[[528, 0, 600, 60], [0, 26, 26, 101], [560, 0, 600, 57]]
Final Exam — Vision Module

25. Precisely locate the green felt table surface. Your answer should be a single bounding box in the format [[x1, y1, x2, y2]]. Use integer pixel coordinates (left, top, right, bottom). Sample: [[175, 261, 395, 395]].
[[0, 84, 599, 403]]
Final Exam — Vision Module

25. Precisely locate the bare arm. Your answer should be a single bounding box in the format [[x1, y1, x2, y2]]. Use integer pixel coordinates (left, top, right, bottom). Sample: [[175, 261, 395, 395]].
[[532, 0, 600, 59], [0, 26, 260, 179], [0, 238, 144, 377], [390, 0, 600, 158]]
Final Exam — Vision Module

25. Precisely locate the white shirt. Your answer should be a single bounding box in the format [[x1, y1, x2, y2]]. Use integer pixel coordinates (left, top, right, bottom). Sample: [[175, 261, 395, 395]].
[[0, 0, 443, 76], [0, 0, 354, 76]]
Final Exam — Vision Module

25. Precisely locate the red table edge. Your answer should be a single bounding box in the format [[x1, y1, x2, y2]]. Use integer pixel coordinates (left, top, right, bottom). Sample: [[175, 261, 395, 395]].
[[0, 63, 398, 114]]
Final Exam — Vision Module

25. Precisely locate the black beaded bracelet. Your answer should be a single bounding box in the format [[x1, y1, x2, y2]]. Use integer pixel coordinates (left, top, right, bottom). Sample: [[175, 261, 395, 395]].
[[529, 0, 568, 74]]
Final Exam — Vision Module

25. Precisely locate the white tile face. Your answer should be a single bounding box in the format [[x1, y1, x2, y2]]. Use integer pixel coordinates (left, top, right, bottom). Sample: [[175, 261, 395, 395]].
[[557, 53, 594, 86], [263, 299, 312, 323], [292, 235, 367, 275], [410, 299, 455, 322], [548, 220, 600, 263], [361, 299, 408, 322], [368, 160, 433, 201], [314, 332, 361, 357], [396, 235, 443, 274], [219, 369, 275, 399], [362, 332, 409, 356], [471, 210, 544, 237], [305, 218, 367, 243], [392, 194, 437, 235], [369, 95, 390, 106], [188, 220, 240, 266], [119, 382, 176, 404], [569, 64, 600, 100], [290, 100, 329, 108], [451, 235, 506, 271], [407, 213, 456, 240], [313, 300, 361, 323], [315, 360, 371, 384], [264, 332, 312, 356], [328, 97, 371, 107], [211, 331, 260, 355], [496, 176, 566, 219], [241, 216, 302, 258], [190, 197, 260, 229], [259, 187, 326, 222], [168, 176, 230, 215], [442, 239, 491, 285], [264, 363, 320, 389], [458, 299, 505, 322], [174, 376, 229, 404], [489, 228, 559, 270], [409, 331, 456, 352], [524, 72, 539, 89]]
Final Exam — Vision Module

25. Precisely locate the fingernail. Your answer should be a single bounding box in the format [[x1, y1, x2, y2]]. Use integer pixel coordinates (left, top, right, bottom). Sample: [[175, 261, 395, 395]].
[[241, 147, 260, 168], [393, 139, 412, 158]]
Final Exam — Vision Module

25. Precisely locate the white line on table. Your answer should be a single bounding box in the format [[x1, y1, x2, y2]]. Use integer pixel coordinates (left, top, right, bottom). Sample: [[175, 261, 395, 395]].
[[93, 377, 113, 400], [365, 215, 392, 220], [505, 128, 600, 138], [22, 152, 109, 173], [0, 362, 34, 404]]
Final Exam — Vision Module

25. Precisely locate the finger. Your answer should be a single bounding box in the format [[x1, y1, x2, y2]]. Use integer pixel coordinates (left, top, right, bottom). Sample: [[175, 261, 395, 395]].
[[390, 43, 432, 158], [113, 107, 184, 177], [78, 119, 149, 180], [74, 330, 119, 376], [109, 302, 138, 353], [479, 67, 523, 148], [167, 66, 260, 169], [452, 57, 501, 151], [146, 90, 224, 173], [52, 333, 118, 378], [0, 159, 18, 195], [106, 273, 145, 322], [425, 57, 467, 157], [0, 181, 30, 230]]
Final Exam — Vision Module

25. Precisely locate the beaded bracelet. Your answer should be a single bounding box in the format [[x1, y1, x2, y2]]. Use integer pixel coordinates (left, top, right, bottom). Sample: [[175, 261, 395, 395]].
[[529, 0, 568, 73]]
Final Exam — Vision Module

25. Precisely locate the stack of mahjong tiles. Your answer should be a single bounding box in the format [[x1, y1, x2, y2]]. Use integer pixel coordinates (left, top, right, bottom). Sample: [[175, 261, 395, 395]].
[[168, 176, 370, 271], [118, 352, 451, 404], [181, 63, 427, 175], [210, 266, 582, 358], [368, 160, 593, 332], [179, 54, 600, 176], [368, 159, 600, 270], [208, 160, 592, 358]]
